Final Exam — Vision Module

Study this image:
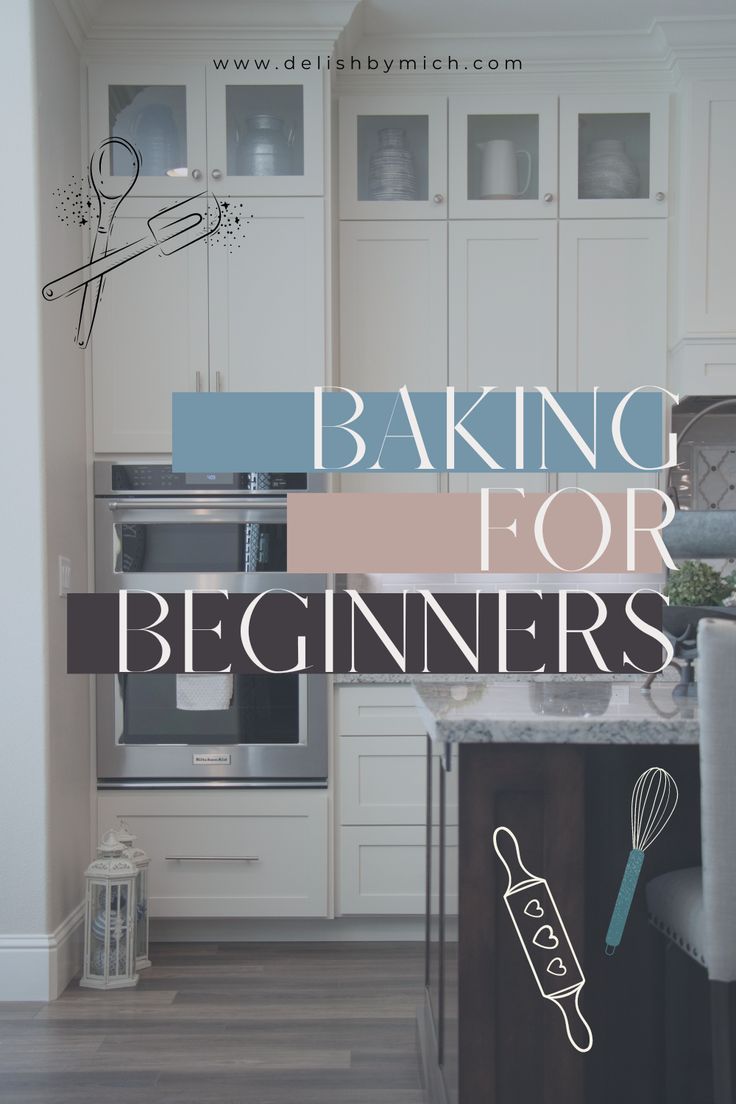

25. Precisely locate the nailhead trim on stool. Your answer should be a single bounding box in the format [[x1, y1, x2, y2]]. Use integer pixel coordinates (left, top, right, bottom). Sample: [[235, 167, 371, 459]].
[[648, 912, 707, 966]]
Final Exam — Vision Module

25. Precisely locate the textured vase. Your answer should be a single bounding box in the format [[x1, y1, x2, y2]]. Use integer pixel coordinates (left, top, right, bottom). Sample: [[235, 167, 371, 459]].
[[368, 127, 417, 201], [579, 138, 639, 200]]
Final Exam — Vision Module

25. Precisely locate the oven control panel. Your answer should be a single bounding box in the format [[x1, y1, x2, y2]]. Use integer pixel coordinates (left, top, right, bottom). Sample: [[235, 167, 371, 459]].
[[107, 466, 308, 494]]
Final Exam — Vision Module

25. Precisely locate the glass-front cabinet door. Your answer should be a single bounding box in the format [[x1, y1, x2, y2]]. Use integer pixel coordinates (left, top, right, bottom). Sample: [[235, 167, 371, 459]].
[[560, 93, 669, 217], [88, 64, 207, 197], [340, 95, 448, 218], [206, 67, 323, 195], [449, 95, 558, 218]]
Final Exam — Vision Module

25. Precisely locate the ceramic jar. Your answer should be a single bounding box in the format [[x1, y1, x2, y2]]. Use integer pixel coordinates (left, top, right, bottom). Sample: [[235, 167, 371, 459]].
[[237, 114, 293, 176], [579, 138, 639, 200]]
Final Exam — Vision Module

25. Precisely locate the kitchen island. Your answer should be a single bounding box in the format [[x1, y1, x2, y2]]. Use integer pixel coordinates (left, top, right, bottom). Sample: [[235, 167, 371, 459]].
[[414, 679, 700, 1104]]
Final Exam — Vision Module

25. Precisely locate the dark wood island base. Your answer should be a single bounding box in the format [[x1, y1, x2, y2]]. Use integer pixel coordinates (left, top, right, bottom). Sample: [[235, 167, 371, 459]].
[[419, 738, 702, 1104]]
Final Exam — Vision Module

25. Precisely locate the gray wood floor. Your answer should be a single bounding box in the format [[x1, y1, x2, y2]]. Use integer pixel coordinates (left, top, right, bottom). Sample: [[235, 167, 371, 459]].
[[0, 942, 427, 1104]]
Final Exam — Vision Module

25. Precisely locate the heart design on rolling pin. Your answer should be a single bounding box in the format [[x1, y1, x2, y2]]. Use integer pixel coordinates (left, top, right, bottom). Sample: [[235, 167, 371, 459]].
[[532, 925, 559, 951], [523, 899, 544, 919], [547, 957, 567, 978]]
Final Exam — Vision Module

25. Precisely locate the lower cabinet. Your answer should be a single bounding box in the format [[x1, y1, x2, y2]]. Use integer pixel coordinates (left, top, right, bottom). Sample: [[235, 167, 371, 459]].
[[98, 789, 329, 919], [340, 824, 458, 916], [336, 685, 458, 916]]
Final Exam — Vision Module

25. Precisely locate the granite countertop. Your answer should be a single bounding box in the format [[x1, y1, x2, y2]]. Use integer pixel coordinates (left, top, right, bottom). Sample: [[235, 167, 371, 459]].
[[413, 679, 699, 746], [334, 671, 678, 685]]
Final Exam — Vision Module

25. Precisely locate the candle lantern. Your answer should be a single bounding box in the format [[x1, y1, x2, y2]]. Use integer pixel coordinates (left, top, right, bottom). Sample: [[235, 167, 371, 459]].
[[80, 830, 139, 989], [115, 819, 151, 970]]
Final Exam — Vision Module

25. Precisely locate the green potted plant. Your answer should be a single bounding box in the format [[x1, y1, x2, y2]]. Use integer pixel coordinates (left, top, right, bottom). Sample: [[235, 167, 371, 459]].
[[664, 560, 736, 639]]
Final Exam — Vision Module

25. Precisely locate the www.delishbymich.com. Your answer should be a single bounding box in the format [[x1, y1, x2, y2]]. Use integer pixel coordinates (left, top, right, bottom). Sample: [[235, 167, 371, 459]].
[[211, 56, 523, 73]]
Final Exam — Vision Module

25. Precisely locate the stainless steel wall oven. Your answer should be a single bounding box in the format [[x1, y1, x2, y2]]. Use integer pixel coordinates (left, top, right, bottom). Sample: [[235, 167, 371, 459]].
[[94, 463, 327, 787]]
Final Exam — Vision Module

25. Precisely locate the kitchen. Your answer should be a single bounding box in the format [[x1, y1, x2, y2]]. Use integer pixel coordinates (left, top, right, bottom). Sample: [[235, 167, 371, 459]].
[[2, 0, 736, 1102]]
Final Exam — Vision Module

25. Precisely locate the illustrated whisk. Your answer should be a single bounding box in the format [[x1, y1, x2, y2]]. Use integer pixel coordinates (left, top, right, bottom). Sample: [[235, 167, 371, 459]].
[[605, 767, 679, 955]]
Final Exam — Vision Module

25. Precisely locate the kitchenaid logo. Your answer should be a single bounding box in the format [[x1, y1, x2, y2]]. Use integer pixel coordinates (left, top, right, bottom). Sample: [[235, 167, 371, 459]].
[[211, 55, 523, 73]]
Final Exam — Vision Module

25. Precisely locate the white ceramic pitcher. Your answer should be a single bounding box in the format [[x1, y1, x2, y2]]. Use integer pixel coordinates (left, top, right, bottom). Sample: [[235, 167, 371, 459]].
[[477, 139, 532, 199]]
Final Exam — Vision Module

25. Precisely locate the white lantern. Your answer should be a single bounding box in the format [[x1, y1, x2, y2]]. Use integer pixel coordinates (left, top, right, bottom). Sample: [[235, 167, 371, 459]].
[[81, 830, 139, 989], [115, 819, 151, 971]]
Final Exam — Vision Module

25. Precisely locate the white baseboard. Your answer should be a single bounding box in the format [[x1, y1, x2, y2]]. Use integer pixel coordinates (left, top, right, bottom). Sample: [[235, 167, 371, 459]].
[[0, 902, 85, 1001], [150, 915, 425, 943]]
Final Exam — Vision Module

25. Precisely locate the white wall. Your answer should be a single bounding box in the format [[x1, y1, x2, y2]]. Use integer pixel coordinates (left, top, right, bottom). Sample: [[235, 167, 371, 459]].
[[0, 0, 88, 1000], [35, 0, 90, 958]]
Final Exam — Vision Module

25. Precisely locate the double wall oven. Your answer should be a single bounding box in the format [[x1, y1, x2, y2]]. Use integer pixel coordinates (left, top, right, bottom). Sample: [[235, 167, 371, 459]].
[[94, 462, 327, 787]]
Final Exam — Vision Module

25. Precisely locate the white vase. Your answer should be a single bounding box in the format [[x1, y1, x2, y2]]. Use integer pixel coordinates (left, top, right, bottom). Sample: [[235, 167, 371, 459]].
[[579, 138, 639, 200]]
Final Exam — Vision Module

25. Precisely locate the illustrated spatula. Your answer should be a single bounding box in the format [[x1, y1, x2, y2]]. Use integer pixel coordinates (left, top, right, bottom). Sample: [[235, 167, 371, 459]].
[[43, 191, 221, 304]]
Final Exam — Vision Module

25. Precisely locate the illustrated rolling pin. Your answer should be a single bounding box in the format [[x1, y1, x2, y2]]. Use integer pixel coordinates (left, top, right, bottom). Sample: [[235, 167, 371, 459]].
[[605, 767, 678, 955], [493, 826, 593, 1054]]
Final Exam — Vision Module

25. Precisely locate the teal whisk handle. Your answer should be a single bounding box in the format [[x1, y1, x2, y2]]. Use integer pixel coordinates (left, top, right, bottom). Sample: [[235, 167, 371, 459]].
[[605, 848, 646, 955]]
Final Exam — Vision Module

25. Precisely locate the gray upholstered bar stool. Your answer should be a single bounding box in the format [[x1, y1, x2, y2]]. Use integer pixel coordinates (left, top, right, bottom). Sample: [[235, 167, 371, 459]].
[[646, 617, 736, 1104]]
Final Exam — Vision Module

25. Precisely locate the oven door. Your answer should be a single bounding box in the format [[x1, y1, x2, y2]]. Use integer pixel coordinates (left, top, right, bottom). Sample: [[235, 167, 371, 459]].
[[94, 498, 327, 786]]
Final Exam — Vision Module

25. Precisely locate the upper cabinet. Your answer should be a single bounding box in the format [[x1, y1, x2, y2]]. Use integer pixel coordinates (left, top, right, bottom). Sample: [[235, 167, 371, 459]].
[[339, 95, 448, 219], [206, 68, 324, 195], [88, 61, 324, 197], [682, 80, 736, 334], [559, 93, 669, 218], [448, 94, 559, 218], [339, 92, 669, 220], [89, 63, 207, 197]]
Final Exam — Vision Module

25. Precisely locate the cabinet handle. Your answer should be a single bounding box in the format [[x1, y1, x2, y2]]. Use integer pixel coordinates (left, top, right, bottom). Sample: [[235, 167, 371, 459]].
[[211, 169, 223, 180], [432, 193, 445, 204], [191, 169, 202, 181], [215, 371, 224, 392], [195, 371, 202, 392], [165, 856, 260, 863], [655, 191, 666, 202], [543, 192, 554, 203]]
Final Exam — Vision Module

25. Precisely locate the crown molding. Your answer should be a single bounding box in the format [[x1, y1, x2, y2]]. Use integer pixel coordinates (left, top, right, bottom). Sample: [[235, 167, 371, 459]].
[[52, 0, 88, 50], [59, 0, 359, 41]]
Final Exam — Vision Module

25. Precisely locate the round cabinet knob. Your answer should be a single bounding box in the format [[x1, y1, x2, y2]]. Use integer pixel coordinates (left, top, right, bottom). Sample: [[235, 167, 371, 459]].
[[191, 169, 202, 181], [543, 192, 554, 203], [433, 193, 445, 204], [655, 191, 666, 202], [211, 169, 223, 181]]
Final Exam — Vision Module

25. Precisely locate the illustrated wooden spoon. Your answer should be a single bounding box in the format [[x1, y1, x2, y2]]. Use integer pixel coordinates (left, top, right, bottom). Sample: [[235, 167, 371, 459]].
[[75, 138, 140, 348]]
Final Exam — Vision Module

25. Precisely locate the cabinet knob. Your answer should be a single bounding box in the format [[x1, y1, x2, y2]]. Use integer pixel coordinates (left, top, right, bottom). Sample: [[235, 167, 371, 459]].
[[432, 193, 445, 204], [543, 192, 554, 203], [211, 169, 223, 181], [191, 168, 202, 181], [655, 191, 666, 202]]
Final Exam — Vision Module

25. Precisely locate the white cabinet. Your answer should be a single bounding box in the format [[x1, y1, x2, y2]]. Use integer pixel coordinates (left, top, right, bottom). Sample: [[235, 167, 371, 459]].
[[335, 685, 458, 917], [558, 219, 667, 490], [559, 219, 667, 390], [339, 95, 448, 219], [206, 66, 324, 196], [91, 198, 209, 453], [339, 825, 457, 916], [89, 61, 323, 198], [448, 94, 559, 219], [88, 63, 207, 198], [338, 221, 447, 492], [209, 198, 325, 392], [448, 220, 557, 493], [92, 196, 325, 452], [682, 81, 736, 335], [559, 93, 670, 218], [98, 789, 329, 919]]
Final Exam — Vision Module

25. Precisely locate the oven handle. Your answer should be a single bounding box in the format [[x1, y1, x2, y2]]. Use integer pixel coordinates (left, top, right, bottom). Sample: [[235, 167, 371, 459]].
[[106, 498, 287, 511]]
